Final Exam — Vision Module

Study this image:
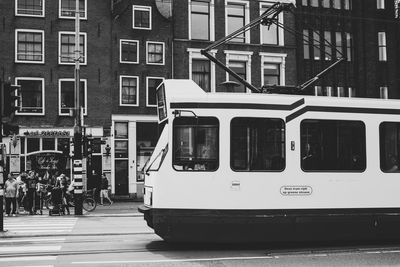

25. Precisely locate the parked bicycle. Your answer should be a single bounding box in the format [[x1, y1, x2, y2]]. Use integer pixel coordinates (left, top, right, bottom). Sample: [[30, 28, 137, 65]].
[[82, 188, 97, 212]]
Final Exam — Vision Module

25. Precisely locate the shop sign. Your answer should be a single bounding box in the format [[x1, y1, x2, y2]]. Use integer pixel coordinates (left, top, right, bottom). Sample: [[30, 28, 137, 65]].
[[24, 130, 70, 138]]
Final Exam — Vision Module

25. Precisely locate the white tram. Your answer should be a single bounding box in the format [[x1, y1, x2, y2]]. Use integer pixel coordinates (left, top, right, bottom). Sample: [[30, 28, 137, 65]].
[[139, 79, 400, 243]]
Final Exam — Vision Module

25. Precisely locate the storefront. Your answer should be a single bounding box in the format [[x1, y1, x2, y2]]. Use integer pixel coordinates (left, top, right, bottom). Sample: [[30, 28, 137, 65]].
[[4, 127, 110, 191], [112, 115, 159, 199]]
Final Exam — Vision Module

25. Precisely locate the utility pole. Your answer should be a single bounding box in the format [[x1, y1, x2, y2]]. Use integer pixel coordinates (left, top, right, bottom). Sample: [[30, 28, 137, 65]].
[[0, 80, 4, 232], [73, 0, 83, 215]]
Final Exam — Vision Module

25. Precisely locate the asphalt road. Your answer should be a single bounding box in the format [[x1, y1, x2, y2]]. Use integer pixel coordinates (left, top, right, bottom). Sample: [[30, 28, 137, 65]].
[[1, 203, 400, 266]]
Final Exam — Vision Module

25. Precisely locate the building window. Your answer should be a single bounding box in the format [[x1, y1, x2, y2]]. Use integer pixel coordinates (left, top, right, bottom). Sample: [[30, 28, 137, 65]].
[[380, 122, 400, 172], [324, 31, 332, 60], [333, 0, 341, 9], [313, 31, 321, 60], [15, 77, 44, 115], [301, 120, 366, 172], [15, 29, 44, 63], [59, 0, 86, 19], [114, 122, 128, 158], [322, 0, 330, 8], [260, 2, 282, 45], [16, 0, 44, 17], [346, 32, 352, 61], [310, 0, 318, 7], [59, 32, 86, 65], [335, 32, 343, 59], [120, 39, 139, 64], [59, 79, 87, 116], [120, 76, 138, 106], [222, 51, 252, 93], [337, 87, 345, 97], [314, 86, 323, 96], [132, 5, 151, 30], [377, 0, 385, 9], [146, 77, 164, 107], [349, 87, 356, 97], [303, 29, 310, 59], [173, 117, 219, 171], [231, 117, 285, 171], [344, 0, 351, 9], [380, 86, 388, 99], [188, 48, 216, 92], [378, 32, 387, 61], [226, 0, 249, 43], [192, 60, 211, 92], [190, 0, 211, 40], [302, 0, 308, 6], [263, 63, 280, 86], [146, 42, 165, 65]]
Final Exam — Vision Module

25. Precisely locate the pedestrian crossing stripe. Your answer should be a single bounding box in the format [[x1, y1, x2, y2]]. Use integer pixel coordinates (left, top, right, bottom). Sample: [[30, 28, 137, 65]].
[[4, 217, 77, 234]]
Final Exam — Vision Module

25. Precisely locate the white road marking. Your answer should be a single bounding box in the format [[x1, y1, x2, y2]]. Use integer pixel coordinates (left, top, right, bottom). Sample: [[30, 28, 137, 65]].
[[73, 256, 276, 265], [4, 218, 77, 234], [0, 256, 56, 262], [0, 238, 65, 244], [0, 245, 61, 253]]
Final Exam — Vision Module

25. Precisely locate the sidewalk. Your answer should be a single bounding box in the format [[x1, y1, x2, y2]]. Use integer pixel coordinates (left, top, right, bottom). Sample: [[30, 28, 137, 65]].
[[2, 201, 144, 217]]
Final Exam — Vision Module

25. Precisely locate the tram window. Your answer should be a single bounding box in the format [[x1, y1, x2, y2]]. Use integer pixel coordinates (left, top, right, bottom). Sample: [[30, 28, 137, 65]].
[[301, 120, 366, 172], [231, 118, 285, 172], [173, 117, 219, 171], [380, 122, 400, 172]]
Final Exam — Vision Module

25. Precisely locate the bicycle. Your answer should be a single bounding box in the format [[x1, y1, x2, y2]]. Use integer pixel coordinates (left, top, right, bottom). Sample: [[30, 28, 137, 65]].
[[82, 188, 97, 212]]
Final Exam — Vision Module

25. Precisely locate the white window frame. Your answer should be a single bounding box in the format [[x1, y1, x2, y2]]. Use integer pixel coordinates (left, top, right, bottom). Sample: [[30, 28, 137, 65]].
[[188, 0, 215, 41], [58, 31, 87, 65], [188, 48, 217, 93], [146, 77, 165, 107], [348, 87, 355, 98], [378, 31, 387, 62], [259, 1, 284, 46], [119, 39, 139, 64], [337, 86, 345, 97], [146, 41, 165, 65], [225, 0, 250, 44], [15, 0, 45, 17], [380, 86, 388, 99], [119, 75, 139, 107], [15, 29, 45, 64], [58, 78, 88, 116], [224, 50, 253, 92], [132, 5, 152, 30], [58, 0, 87, 20], [260, 52, 286, 87], [15, 77, 45, 116], [377, 0, 385, 9]]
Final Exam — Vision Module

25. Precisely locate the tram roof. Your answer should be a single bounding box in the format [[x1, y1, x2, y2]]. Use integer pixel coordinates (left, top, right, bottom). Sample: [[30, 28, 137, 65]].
[[162, 79, 400, 110]]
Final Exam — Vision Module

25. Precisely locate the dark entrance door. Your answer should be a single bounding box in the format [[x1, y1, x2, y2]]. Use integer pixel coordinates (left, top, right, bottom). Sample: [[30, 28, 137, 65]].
[[115, 160, 128, 195]]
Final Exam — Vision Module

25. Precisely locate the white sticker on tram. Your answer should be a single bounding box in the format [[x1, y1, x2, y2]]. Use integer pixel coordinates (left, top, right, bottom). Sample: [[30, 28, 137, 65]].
[[280, 185, 313, 196]]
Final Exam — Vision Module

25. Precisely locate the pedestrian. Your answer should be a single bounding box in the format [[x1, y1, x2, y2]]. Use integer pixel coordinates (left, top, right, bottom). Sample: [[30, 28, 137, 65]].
[[91, 170, 101, 202], [100, 173, 112, 205], [26, 171, 38, 215], [59, 175, 70, 215], [5, 174, 18, 216]]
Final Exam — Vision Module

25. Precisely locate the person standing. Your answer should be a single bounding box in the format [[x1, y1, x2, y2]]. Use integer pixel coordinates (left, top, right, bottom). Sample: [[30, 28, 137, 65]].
[[100, 173, 113, 205], [26, 171, 38, 215], [5, 174, 18, 216]]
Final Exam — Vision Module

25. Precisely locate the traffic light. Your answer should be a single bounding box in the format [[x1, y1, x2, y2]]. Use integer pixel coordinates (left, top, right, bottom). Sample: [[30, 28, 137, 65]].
[[87, 137, 93, 158], [2, 82, 21, 118]]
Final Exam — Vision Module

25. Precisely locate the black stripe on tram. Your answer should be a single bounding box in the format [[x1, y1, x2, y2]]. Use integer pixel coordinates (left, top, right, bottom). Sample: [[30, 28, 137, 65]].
[[286, 106, 400, 123], [170, 98, 305, 111]]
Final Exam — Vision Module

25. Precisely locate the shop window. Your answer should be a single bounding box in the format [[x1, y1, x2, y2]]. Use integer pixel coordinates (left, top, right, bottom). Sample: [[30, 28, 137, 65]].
[[115, 122, 128, 139], [27, 138, 40, 153], [115, 140, 128, 158], [173, 117, 219, 171], [16, 0, 44, 17], [231, 117, 285, 171], [57, 138, 70, 155], [380, 122, 400, 172], [301, 119, 366, 172], [42, 138, 55, 151]]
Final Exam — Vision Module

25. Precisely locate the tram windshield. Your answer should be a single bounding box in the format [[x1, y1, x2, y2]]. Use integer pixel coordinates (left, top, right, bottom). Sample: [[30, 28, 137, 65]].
[[173, 117, 219, 171]]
